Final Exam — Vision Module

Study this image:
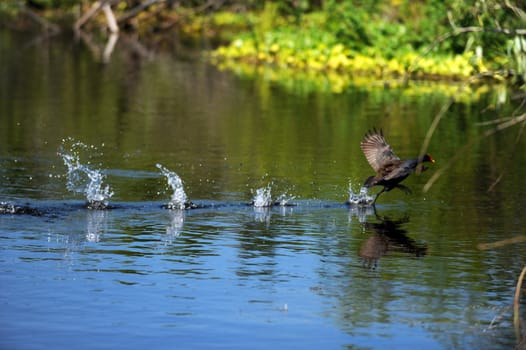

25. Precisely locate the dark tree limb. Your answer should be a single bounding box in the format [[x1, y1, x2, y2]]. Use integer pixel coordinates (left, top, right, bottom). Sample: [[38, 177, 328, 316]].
[[74, 0, 108, 31], [19, 3, 60, 33], [117, 0, 164, 24], [486, 110, 526, 192], [423, 110, 526, 193]]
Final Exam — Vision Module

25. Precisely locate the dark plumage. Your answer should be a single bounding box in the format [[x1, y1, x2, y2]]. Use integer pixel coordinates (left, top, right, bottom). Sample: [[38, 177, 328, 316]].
[[360, 128, 435, 204]]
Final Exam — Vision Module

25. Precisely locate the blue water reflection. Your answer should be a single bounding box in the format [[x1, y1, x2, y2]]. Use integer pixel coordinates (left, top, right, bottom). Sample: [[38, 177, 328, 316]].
[[1, 29, 525, 350], [1, 200, 521, 349]]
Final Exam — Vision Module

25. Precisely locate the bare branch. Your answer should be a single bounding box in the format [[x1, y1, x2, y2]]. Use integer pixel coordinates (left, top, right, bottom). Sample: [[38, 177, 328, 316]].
[[75, 1, 106, 31], [19, 3, 60, 33], [195, 0, 226, 13], [117, 0, 165, 24], [514, 265, 526, 343], [416, 97, 454, 173], [422, 111, 526, 193], [102, 2, 119, 33], [478, 236, 526, 250], [487, 115, 526, 191], [505, 0, 526, 22]]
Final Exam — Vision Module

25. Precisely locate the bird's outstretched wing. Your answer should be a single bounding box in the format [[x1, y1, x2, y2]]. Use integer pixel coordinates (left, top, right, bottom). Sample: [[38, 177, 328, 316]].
[[360, 128, 400, 172]]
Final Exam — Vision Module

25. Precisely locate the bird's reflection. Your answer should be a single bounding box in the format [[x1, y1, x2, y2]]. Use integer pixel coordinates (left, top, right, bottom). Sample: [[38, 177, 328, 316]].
[[359, 211, 427, 269]]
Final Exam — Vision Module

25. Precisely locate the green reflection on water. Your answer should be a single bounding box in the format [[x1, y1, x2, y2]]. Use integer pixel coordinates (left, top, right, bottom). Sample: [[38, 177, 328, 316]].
[[1, 30, 525, 207], [1, 29, 525, 292]]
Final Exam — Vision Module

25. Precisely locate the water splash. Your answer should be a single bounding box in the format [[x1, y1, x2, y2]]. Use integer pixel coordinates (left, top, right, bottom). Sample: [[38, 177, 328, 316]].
[[0, 202, 17, 214], [275, 191, 296, 206], [347, 182, 374, 206], [157, 164, 189, 210], [58, 139, 113, 209], [252, 184, 273, 207], [252, 184, 297, 207]]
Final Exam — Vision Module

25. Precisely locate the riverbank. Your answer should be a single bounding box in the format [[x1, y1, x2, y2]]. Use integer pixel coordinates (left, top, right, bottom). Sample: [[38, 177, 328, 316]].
[[1, 1, 523, 96], [207, 2, 523, 90]]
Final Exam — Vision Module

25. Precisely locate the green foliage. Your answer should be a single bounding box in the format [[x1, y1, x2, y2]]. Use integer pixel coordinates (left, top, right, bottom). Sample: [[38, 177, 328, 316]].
[[210, 0, 526, 87], [0, 2, 19, 16], [444, 0, 526, 82], [322, 0, 377, 49], [4, 0, 525, 86]]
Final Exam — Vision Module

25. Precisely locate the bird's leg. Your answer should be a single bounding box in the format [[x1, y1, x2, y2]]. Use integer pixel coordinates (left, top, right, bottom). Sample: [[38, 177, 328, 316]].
[[394, 184, 412, 195], [372, 188, 386, 205]]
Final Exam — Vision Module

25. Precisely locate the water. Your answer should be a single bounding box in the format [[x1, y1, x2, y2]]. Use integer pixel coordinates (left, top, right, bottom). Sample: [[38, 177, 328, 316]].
[[59, 138, 114, 209], [156, 163, 189, 210], [1, 29, 526, 350], [347, 182, 374, 206], [252, 184, 273, 207]]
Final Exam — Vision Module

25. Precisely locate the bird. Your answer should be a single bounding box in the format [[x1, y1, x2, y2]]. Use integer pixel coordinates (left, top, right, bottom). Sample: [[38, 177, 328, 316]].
[[360, 128, 435, 204]]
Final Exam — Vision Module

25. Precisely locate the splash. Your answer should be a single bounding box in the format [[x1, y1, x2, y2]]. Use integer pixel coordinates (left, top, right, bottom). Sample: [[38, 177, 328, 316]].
[[252, 183, 297, 207], [0, 202, 41, 215], [252, 184, 273, 207], [347, 182, 374, 206], [0, 202, 17, 214], [275, 191, 296, 206], [58, 139, 113, 209], [157, 164, 189, 210]]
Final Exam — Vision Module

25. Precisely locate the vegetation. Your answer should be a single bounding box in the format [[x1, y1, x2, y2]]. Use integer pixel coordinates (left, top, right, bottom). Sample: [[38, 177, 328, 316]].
[[2, 2, 526, 345], [2, 1, 525, 88], [211, 0, 526, 87]]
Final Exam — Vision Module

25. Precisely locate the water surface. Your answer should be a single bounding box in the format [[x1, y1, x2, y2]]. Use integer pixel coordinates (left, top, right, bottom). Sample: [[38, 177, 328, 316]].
[[1, 30, 525, 350]]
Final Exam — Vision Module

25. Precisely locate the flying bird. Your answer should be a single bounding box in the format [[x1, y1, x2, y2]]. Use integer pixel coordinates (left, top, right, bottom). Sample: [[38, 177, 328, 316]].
[[360, 128, 435, 204]]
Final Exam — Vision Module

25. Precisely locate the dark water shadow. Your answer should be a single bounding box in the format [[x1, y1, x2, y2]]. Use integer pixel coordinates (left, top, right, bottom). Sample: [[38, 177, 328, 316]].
[[0, 198, 349, 217], [0, 201, 46, 216], [359, 209, 428, 269]]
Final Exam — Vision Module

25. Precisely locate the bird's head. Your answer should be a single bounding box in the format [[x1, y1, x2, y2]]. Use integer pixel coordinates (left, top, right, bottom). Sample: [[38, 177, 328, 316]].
[[423, 153, 435, 163]]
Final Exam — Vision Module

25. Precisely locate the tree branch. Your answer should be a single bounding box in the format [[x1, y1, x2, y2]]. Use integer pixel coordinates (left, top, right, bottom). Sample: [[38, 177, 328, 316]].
[[102, 2, 119, 33], [19, 3, 60, 33], [75, 1, 108, 31], [422, 111, 526, 193], [486, 108, 526, 191], [514, 265, 526, 344], [117, 0, 165, 24], [75, 0, 121, 34]]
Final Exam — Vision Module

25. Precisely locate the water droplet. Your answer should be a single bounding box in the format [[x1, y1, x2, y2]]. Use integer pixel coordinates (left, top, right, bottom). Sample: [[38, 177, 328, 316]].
[[253, 184, 273, 207], [348, 181, 374, 206], [157, 164, 188, 210], [59, 138, 113, 209]]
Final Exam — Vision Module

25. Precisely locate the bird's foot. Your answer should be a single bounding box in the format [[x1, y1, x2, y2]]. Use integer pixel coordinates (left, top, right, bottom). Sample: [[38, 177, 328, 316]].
[[395, 184, 412, 195]]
